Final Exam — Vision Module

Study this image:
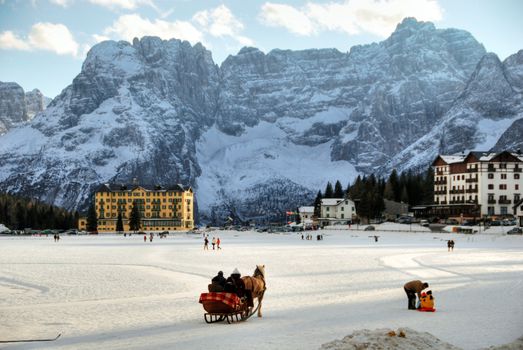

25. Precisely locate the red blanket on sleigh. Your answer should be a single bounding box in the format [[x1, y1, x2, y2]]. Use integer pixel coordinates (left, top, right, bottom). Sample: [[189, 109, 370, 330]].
[[199, 292, 242, 311]]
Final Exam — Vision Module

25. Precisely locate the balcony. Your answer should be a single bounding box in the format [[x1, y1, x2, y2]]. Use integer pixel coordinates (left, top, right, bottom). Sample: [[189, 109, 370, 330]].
[[434, 190, 447, 195], [514, 167, 522, 173], [435, 179, 447, 185], [466, 188, 478, 193], [487, 199, 496, 204], [498, 199, 512, 205], [488, 167, 496, 172], [467, 167, 478, 173], [440, 201, 447, 205], [466, 177, 478, 183], [436, 171, 444, 176], [449, 200, 465, 204], [449, 189, 465, 194]]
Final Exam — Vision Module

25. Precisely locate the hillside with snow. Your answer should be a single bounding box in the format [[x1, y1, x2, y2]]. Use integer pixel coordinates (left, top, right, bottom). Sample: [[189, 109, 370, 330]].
[[0, 18, 521, 222]]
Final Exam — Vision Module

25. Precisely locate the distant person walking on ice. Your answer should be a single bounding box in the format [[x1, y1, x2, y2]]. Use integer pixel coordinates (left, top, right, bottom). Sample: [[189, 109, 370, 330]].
[[204, 236, 209, 250], [217, 237, 221, 250], [212, 237, 216, 250], [404, 280, 429, 310], [144, 234, 147, 242], [149, 233, 153, 242], [447, 239, 455, 251]]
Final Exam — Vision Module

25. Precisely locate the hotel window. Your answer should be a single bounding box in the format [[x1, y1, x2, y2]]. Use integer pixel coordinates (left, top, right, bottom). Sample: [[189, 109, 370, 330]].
[[516, 184, 520, 190], [488, 184, 494, 190], [515, 174, 520, 179], [499, 184, 507, 190], [488, 173, 494, 179], [500, 207, 508, 215], [501, 174, 507, 179], [500, 163, 507, 169]]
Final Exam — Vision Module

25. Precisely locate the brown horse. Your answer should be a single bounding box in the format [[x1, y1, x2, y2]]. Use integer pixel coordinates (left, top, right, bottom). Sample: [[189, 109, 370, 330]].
[[241, 265, 266, 317]]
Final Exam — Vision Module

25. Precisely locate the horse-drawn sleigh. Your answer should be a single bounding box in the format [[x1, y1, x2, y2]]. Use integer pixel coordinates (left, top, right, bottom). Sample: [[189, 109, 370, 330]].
[[199, 265, 266, 324]]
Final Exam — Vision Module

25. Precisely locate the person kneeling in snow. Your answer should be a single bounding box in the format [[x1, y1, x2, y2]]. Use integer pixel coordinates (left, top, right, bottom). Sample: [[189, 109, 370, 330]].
[[419, 290, 435, 312]]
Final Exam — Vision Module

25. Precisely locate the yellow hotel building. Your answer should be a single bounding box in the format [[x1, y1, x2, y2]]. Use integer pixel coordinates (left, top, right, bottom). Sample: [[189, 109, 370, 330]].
[[80, 183, 194, 232]]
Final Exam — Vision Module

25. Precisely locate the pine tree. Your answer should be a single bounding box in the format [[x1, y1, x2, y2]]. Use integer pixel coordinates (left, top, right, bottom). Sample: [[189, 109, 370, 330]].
[[116, 212, 124, 233], [400, 185, 409, 203], [423, 167, 435, 204], [313, 191, 323, 218], [383, 180, 394, 200], [334, 180, 344, 198], [324, 182, 334, 198], [389, 169, 400, 202], [86, 203, 98, 232], [129, 201, 141, 233], [15, 202, 26, 230]]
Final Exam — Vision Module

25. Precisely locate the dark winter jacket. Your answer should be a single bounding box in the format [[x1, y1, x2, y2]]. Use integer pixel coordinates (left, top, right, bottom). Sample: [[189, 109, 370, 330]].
[[225, 274, 245, 297], [212, 273, 227, 287], [404, 280, 428, 298]]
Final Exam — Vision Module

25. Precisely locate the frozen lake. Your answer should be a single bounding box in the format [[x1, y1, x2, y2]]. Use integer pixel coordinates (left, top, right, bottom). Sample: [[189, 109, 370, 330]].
[[1, 226, 522, 349]]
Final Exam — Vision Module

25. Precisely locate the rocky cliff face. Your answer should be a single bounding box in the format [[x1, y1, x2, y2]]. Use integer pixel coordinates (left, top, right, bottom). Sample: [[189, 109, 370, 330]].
[[380, 50, 523, 175], [0, 18, 521, 223], [0, 82, 49, 134]]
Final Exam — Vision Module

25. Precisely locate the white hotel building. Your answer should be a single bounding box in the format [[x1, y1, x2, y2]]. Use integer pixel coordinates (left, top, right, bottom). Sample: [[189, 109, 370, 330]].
[[319, 198, 356, 226], [432, 151, 523, 218]]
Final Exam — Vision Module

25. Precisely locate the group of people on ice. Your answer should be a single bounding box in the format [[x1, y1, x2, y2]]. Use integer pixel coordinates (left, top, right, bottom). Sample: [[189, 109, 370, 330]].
[[203, 235, 221, 250], [208, 269, 254, 307]]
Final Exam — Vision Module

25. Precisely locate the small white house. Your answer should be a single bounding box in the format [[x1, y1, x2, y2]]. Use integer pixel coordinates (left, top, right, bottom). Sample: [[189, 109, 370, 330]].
[[320, 198, 356, 226], [298, 206, 315, 226]]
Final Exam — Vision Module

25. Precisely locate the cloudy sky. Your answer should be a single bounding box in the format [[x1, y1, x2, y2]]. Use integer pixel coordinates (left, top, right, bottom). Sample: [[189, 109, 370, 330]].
[[1, 0, 522, 98]]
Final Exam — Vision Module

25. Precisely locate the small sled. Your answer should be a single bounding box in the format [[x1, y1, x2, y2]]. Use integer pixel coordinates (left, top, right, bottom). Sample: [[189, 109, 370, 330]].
[[199, 292, 258, 324], [418, 307, 436, 312]]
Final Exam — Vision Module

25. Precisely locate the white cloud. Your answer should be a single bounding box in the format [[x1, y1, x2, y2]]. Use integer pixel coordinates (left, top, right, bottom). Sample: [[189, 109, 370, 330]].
[[49, 0, 72, 7], [92, 34, 111, 43], [89, 0, 155, 10], [259, 2, 316, 36], [0, 23, 79, 57], [193, 4, 254, 46], [259, 0, 443, 37], [28, 22, 79, 56], [0, 31, 32, 51], [104, 14, 204, 44]]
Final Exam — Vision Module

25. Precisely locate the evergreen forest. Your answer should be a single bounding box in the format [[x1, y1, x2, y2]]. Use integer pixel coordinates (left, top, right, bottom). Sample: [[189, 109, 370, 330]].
[[0, 192, 79, 231]]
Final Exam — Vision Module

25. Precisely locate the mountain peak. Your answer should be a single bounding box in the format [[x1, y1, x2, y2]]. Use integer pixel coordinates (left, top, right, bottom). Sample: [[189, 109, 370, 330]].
[[238, 47, 263, 55], [394, 17, 435, 32]]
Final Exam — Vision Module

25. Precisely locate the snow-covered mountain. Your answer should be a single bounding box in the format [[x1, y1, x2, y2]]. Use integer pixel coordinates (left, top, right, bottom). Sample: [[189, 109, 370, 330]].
[[380, 49, 523, 175], [0, 18, 521, 223], [0, 82, 50, 134]]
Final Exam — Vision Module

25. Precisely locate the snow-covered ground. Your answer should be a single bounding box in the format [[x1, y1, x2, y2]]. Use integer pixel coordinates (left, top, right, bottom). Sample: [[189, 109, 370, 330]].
[[0, 227, 522, 349]]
